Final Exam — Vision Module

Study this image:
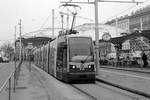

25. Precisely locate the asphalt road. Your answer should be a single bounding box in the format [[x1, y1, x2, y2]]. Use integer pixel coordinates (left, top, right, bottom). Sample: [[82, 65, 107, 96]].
[[0, 62, 15, 88], [97, 67, 150, 96]]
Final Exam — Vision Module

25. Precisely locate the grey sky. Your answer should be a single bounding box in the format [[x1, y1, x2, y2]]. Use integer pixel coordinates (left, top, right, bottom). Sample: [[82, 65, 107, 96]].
[[0, 0, 147, 44]]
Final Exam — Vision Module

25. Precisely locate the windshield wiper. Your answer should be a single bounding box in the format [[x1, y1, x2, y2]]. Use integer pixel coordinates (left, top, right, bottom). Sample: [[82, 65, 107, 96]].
[[81, 53, 93, 64]]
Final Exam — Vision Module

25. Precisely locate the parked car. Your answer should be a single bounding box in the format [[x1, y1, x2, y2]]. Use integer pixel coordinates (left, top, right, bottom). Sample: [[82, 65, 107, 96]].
[[0, 57, 3, 63], [2, 57, 9, 63]]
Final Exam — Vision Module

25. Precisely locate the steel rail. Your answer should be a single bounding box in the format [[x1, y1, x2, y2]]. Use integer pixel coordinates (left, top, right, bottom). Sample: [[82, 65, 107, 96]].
[[96, 78, 150, 99], [71, 84, 97, 100], [100, 66, 150, 74]]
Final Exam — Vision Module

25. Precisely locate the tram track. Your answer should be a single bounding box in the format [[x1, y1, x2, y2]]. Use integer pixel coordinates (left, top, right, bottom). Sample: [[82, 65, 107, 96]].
[[96, 78, 150, 99], [71, 80, 146, 100], [71, 84, 97, 100]]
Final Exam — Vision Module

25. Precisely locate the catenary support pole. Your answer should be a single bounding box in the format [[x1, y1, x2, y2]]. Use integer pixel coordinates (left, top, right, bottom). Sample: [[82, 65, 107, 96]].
[[94, 0, 99, 75], [14, 26, 17, 92], [52, 9, 55, 38], [19, 19, 22, 62]]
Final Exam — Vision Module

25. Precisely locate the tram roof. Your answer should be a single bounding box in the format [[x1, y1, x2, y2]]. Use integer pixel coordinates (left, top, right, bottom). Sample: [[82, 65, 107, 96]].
[[66, 34, 93, 38]]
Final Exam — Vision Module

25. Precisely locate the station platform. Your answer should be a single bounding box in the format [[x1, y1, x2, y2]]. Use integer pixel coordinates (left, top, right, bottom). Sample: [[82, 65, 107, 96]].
[[9, 62, 150, 100], [11, 62, 90, 100]]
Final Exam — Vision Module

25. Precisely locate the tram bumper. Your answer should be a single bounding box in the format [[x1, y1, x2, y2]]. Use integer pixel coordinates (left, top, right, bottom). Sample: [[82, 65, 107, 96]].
[[68, 72, 95, 81]]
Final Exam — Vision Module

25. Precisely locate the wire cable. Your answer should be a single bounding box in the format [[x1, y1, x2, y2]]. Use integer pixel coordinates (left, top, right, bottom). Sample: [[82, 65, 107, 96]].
[[102, 0, 150, 23], [39, 14, 52, 30]]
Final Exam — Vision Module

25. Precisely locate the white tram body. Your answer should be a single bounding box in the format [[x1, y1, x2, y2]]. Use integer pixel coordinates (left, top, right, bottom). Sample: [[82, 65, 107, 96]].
[[34, 34, 96, 82]]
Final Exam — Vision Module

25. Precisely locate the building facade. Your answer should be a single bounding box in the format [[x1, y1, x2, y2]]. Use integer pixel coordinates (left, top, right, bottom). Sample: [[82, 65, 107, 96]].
[[106, 17, 130, 33], [129, 6, 150, 32], [106, 6, 150, 33], [105, 6, 150, 59]]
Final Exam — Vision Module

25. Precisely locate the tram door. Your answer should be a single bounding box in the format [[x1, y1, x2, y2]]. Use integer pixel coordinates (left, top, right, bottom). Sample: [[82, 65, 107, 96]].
[[56, 42, 64, 80], [62, 48, 67, 77]]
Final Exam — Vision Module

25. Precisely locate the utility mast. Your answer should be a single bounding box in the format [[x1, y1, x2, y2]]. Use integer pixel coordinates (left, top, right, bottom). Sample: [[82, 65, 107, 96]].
[[18, 19, 22, 62], [52, 9, 55, 38], [14, 26, 16, 55]]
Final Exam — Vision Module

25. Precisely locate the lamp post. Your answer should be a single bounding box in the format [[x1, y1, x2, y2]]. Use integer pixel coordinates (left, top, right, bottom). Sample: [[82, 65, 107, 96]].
[[18, 19, 22, 62]]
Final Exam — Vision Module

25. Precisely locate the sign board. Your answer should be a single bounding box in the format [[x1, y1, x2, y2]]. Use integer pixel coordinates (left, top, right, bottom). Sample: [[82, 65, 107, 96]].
[[27, 43, 33, 50]]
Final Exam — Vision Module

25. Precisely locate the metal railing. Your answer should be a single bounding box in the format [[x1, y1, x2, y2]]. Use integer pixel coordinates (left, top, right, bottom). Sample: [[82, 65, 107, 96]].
[[0, 61, 22, 100]]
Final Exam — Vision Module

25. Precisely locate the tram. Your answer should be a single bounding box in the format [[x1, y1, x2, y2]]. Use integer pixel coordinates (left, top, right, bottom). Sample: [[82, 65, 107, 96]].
[[34, 31, 96, 83]]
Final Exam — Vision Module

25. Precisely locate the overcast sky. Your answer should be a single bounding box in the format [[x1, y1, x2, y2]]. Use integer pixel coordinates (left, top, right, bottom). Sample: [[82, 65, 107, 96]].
[[0, 0, 147, 45]]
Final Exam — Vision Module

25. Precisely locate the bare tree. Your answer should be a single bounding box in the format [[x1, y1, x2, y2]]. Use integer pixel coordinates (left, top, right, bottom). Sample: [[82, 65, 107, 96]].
[[0, 42, 14, 60]]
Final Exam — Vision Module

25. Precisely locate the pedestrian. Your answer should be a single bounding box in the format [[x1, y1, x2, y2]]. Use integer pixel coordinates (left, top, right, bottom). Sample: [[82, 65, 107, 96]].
[[142, 53, 148, 67]]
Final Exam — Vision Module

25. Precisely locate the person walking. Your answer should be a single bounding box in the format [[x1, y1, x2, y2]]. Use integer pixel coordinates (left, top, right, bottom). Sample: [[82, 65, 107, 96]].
[[142, 53, 148, 67]]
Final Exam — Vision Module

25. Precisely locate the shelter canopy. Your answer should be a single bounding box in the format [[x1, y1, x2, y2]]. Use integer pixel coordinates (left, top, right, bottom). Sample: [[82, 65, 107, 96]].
[[107, 30, 150, 45], [16, 37, 52, 47]]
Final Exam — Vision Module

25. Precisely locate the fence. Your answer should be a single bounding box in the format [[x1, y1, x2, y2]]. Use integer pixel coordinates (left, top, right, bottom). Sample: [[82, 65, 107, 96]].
[[0, 61, 22, 100]]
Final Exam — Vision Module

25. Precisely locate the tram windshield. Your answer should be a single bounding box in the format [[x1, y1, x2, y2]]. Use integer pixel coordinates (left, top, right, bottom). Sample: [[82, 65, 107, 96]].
[[69, 37, 94, 62]]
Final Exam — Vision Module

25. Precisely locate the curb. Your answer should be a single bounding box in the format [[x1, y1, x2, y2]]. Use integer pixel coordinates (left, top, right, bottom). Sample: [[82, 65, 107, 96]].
[[100, 66, 150, 73]]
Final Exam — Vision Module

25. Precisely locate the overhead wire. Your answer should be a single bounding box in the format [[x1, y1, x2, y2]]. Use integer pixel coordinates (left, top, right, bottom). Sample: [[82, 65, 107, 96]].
[[0, 39, 14, 41], [25, 0, 148, 37], [24, 12, 53, 37], [39, 14, 52, 30], [102, 5, 136, 23], [25, 2, 93, 36], [59, 4, 94, 29]]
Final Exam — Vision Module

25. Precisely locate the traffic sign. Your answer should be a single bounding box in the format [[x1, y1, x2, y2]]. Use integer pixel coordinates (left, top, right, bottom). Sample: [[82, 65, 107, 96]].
[[27, 43, 33, 50]]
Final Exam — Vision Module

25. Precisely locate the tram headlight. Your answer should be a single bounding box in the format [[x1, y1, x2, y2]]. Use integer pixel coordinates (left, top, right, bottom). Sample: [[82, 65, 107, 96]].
[[88, 65, 94, 69], [88, 65, 91, 68], [72, 65, 76, 69], [70, 65, 76, 69]]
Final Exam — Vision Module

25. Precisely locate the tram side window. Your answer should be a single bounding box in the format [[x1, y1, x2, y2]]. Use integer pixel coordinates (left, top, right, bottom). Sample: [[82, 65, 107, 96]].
[[57, 43, 63, 67], [63, 49, 67, 67]]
